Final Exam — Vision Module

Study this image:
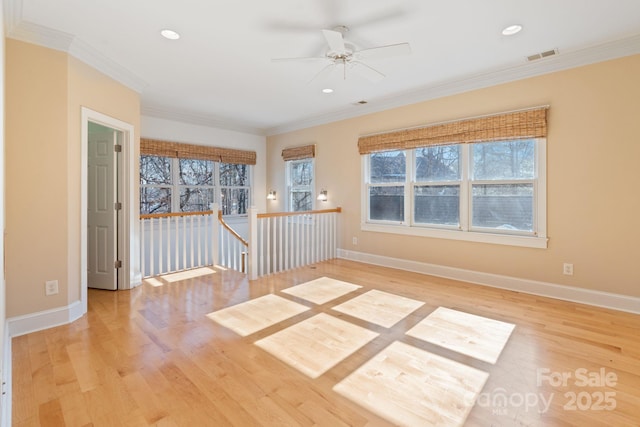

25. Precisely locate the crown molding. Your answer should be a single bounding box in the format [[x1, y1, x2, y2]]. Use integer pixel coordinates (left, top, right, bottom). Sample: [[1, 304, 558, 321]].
[[265, 33, 640, 136], [5, 17, 74, 52], [141, 105, 267, 136], [5, 0, 640, 136], [3, 0, 21, 34], [4, 0, 146, 93], [68, 37, 147, 93]]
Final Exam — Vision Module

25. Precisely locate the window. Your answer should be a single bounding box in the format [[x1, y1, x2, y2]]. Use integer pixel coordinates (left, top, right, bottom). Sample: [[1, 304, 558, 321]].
[[368, 151, 405, 222], [414, 145, 461, 227], [219, 163, 251, 215], [282, 144, 316, 212], [363, 139, 546, 248], [178, 158, 215, 212], [140, 155, 172, 214], [287, 159, 314, 212], [470, 140, 535, 232], [359, 107, 548, 248], [140, 156, 252, 216], [140, 138, 256, 216]]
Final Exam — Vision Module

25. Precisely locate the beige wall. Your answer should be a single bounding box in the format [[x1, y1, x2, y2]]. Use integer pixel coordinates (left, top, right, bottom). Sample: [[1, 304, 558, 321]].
[[66, 55, 140, 303], [5, 39, 140, 317], [267, 54, 640, 298]]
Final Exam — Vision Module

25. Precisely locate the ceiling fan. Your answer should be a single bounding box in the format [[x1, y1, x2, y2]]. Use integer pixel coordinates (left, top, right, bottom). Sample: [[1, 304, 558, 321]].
[[272, 25, 411, 83]]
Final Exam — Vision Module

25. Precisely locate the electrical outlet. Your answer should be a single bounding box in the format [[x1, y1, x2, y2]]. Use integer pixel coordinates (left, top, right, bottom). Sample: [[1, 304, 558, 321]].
[[45, 280, 59, 296], [352, 237, 358, 245], [563, 263, 574, 276]]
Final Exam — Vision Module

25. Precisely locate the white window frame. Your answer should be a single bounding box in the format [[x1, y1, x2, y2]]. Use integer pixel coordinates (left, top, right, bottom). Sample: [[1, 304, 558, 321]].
[[286, 158, 315, 212], [361, 139, 547, 249], [219, 163, 252, 216], [140, 156, 253, 217], [174, 158, 216, 213]]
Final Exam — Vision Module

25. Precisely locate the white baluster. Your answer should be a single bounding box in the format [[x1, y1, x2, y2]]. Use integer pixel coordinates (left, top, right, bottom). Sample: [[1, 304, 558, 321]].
[[189, 215, 194, 269], [140, 218, 146, 277], [259, 217, 264, 276], [248, 207, 258, 280], [197, 214, 202, 267], [266, 217, 271, 275], [149, 218, 155, 276]]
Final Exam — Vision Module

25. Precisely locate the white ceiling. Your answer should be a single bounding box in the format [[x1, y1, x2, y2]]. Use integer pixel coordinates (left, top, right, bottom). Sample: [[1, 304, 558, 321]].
[[5, 0, 640, 135]]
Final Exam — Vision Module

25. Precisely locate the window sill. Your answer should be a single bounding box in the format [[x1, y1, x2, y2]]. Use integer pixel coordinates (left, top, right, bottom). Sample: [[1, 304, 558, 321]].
[[361, 222, 548, 249]]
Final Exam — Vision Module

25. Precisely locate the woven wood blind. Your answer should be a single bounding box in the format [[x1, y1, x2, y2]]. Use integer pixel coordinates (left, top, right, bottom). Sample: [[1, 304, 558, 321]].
[[282, 144, 315, 161], [140, 138, 256, 165], [358, 107, 548, 154]]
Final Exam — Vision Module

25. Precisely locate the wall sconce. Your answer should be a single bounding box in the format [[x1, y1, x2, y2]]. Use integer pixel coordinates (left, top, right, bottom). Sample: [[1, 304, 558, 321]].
[[267, 190, 276, 201], [317, 189, 328, 202]]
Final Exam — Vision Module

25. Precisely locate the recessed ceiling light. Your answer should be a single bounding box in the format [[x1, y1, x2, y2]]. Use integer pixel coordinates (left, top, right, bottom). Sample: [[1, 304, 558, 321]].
[[502, 24, 523, 36], [160, 29, 181, 40], [322, 88, 334, 94]]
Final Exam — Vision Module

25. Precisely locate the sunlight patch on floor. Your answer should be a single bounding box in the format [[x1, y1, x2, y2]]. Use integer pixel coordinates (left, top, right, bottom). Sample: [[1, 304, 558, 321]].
[[143, 277, 164, 287], [331, 289, 425, 328], [161, 267, 217, 283], [406, 307, 515, 364], [334, 341, 489, 427], [206, 294, 310, 337], [281, 276, 361, 305], [255, 313, 379, 378]]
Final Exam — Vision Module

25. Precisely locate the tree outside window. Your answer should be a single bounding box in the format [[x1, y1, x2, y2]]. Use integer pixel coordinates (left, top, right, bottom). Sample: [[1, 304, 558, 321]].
[[287, 159, 314, 212], [140, 156, 251, 215], [364, 139, 540, 236]]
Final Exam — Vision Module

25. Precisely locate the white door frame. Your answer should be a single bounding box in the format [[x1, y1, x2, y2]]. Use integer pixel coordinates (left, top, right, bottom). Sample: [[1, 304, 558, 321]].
[[81, 107, 140, 312]]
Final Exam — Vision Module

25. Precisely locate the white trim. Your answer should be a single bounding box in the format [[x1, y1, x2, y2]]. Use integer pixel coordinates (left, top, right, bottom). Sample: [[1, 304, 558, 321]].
[[4, 17, 146, 93], [286, 158, 316, 212], [7, 301, 84, 338], [337, 249, 640, 314], [5, 0, 639, 136], [141, 104, 265, 136], [266, 34, 640, 136], [361, 140, 548, 249], [361, 222, 548, 249], [81, 108, 141, 311]]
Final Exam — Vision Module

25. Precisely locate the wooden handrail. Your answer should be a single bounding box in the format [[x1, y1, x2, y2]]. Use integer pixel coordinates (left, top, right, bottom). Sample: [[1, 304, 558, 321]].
[[218, 211, 249, 247], [140, 210, 213, 220], [257, 207, 342, 219]]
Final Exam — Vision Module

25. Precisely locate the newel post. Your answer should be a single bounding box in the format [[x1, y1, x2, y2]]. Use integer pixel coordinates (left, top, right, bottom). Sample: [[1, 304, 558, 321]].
[[248, 206, 258, 280], [210, 203, 219, 267]]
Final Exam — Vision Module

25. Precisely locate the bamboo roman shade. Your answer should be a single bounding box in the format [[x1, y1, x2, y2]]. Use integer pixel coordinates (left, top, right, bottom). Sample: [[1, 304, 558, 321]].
[[140, 138, 256, 165], [281, 144, 316, 161], [358, 107, 548, 155]]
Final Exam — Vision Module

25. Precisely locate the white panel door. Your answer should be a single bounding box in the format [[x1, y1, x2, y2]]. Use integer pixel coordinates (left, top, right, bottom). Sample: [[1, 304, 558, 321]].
[[88, 123, 118, 290]]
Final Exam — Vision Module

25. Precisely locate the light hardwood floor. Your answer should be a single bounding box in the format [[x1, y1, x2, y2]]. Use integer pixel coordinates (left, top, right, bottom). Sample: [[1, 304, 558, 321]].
[[12, 259, 640, 426]]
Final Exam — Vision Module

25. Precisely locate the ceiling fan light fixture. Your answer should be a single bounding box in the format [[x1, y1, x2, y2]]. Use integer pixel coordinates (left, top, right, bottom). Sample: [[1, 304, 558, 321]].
[[502, 24, 523, 36], [160, 29, 181, 40]]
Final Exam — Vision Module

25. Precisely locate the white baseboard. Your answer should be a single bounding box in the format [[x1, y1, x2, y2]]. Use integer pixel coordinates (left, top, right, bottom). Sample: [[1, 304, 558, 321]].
[[7, 300, 85, 338], [337, 249, 640, 314]]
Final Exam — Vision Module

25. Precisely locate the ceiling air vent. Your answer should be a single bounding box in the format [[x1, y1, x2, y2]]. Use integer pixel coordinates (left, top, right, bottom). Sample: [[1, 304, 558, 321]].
[[354, 100, 368, 105], [527, 48, 559, 62]]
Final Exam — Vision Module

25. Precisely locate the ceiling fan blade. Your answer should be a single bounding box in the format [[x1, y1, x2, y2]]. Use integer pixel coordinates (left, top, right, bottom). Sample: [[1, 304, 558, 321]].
[[308, 63, 336, 84], [271, 56, 327, 62], [351, 61, 385, 82], [322, 29, 346, 53], [355, 42, 411, 61]]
